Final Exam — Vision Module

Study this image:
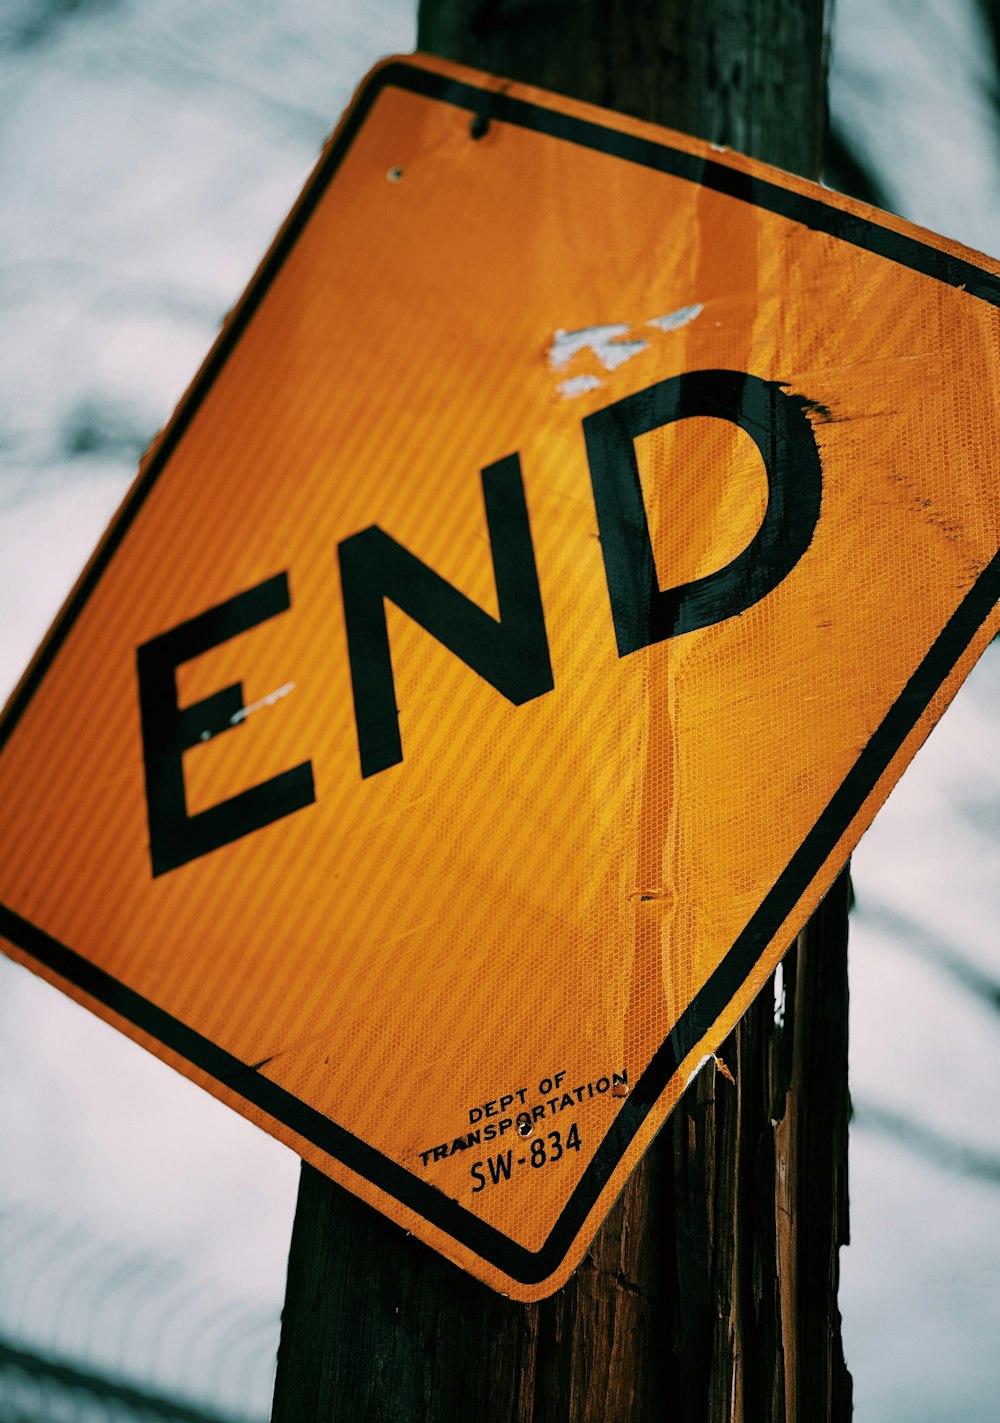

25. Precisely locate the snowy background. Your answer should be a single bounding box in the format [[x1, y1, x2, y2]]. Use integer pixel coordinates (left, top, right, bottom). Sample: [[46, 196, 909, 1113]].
[[1, 1, 999, 1419]]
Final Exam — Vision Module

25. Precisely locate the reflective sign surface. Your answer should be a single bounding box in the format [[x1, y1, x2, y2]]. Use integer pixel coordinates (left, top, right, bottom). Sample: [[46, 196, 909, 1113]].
[[3, 53, 1000, 1298]]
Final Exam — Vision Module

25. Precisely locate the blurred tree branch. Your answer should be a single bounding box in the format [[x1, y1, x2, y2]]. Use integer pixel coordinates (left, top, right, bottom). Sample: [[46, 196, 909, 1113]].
[[855, 897, 1000, 1016], [822, 122, 893, 210], [853, 1101, 1000, 1185], [977, 0, 1000, 92]]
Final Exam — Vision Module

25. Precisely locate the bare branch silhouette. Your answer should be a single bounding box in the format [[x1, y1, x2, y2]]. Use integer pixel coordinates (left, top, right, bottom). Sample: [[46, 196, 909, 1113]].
[[853, 1100, 1000, 1185], [853, 896, 1000, 1015], [823, 121, 895, 211]]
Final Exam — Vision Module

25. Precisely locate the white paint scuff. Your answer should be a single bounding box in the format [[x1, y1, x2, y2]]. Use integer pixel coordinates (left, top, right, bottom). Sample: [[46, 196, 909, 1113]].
[[549, 303, 703, 398], [557, 373, 603, 399], [549, 323, 649, 373], [648, 302, 704, 333]]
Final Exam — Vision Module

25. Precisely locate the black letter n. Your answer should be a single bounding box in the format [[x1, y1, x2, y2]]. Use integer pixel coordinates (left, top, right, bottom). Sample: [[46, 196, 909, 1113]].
[[338, 454, 553, 778]]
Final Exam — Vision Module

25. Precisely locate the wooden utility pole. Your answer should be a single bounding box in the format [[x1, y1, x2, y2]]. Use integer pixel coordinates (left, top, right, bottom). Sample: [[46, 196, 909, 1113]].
[[271, 4, 851, 1419]]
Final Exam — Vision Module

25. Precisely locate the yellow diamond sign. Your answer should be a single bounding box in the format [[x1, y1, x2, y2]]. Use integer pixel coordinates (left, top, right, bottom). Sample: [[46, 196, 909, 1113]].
[[3, 54, 1000, 1299]]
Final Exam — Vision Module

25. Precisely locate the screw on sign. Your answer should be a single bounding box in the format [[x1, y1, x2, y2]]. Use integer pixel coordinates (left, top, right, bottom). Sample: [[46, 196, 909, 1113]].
[[2, 53, 1000, 1300]]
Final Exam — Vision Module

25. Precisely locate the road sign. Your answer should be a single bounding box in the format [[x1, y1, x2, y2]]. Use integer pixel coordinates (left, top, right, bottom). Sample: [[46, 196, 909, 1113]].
[[3, 52, 1000, 1300]]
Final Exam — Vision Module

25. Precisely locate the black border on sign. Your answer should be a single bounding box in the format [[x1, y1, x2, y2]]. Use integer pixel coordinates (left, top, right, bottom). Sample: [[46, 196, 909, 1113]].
[[3, 59, 1000, 1288]]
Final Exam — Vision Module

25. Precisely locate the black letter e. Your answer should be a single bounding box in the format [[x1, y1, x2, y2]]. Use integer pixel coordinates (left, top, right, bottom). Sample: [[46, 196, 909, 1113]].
[[137, 572, 315, 878]]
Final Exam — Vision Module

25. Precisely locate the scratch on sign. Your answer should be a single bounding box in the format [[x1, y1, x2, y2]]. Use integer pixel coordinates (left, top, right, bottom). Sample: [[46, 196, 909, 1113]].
[[230, 681, 295, 726], [198, 681, 296, 742]]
